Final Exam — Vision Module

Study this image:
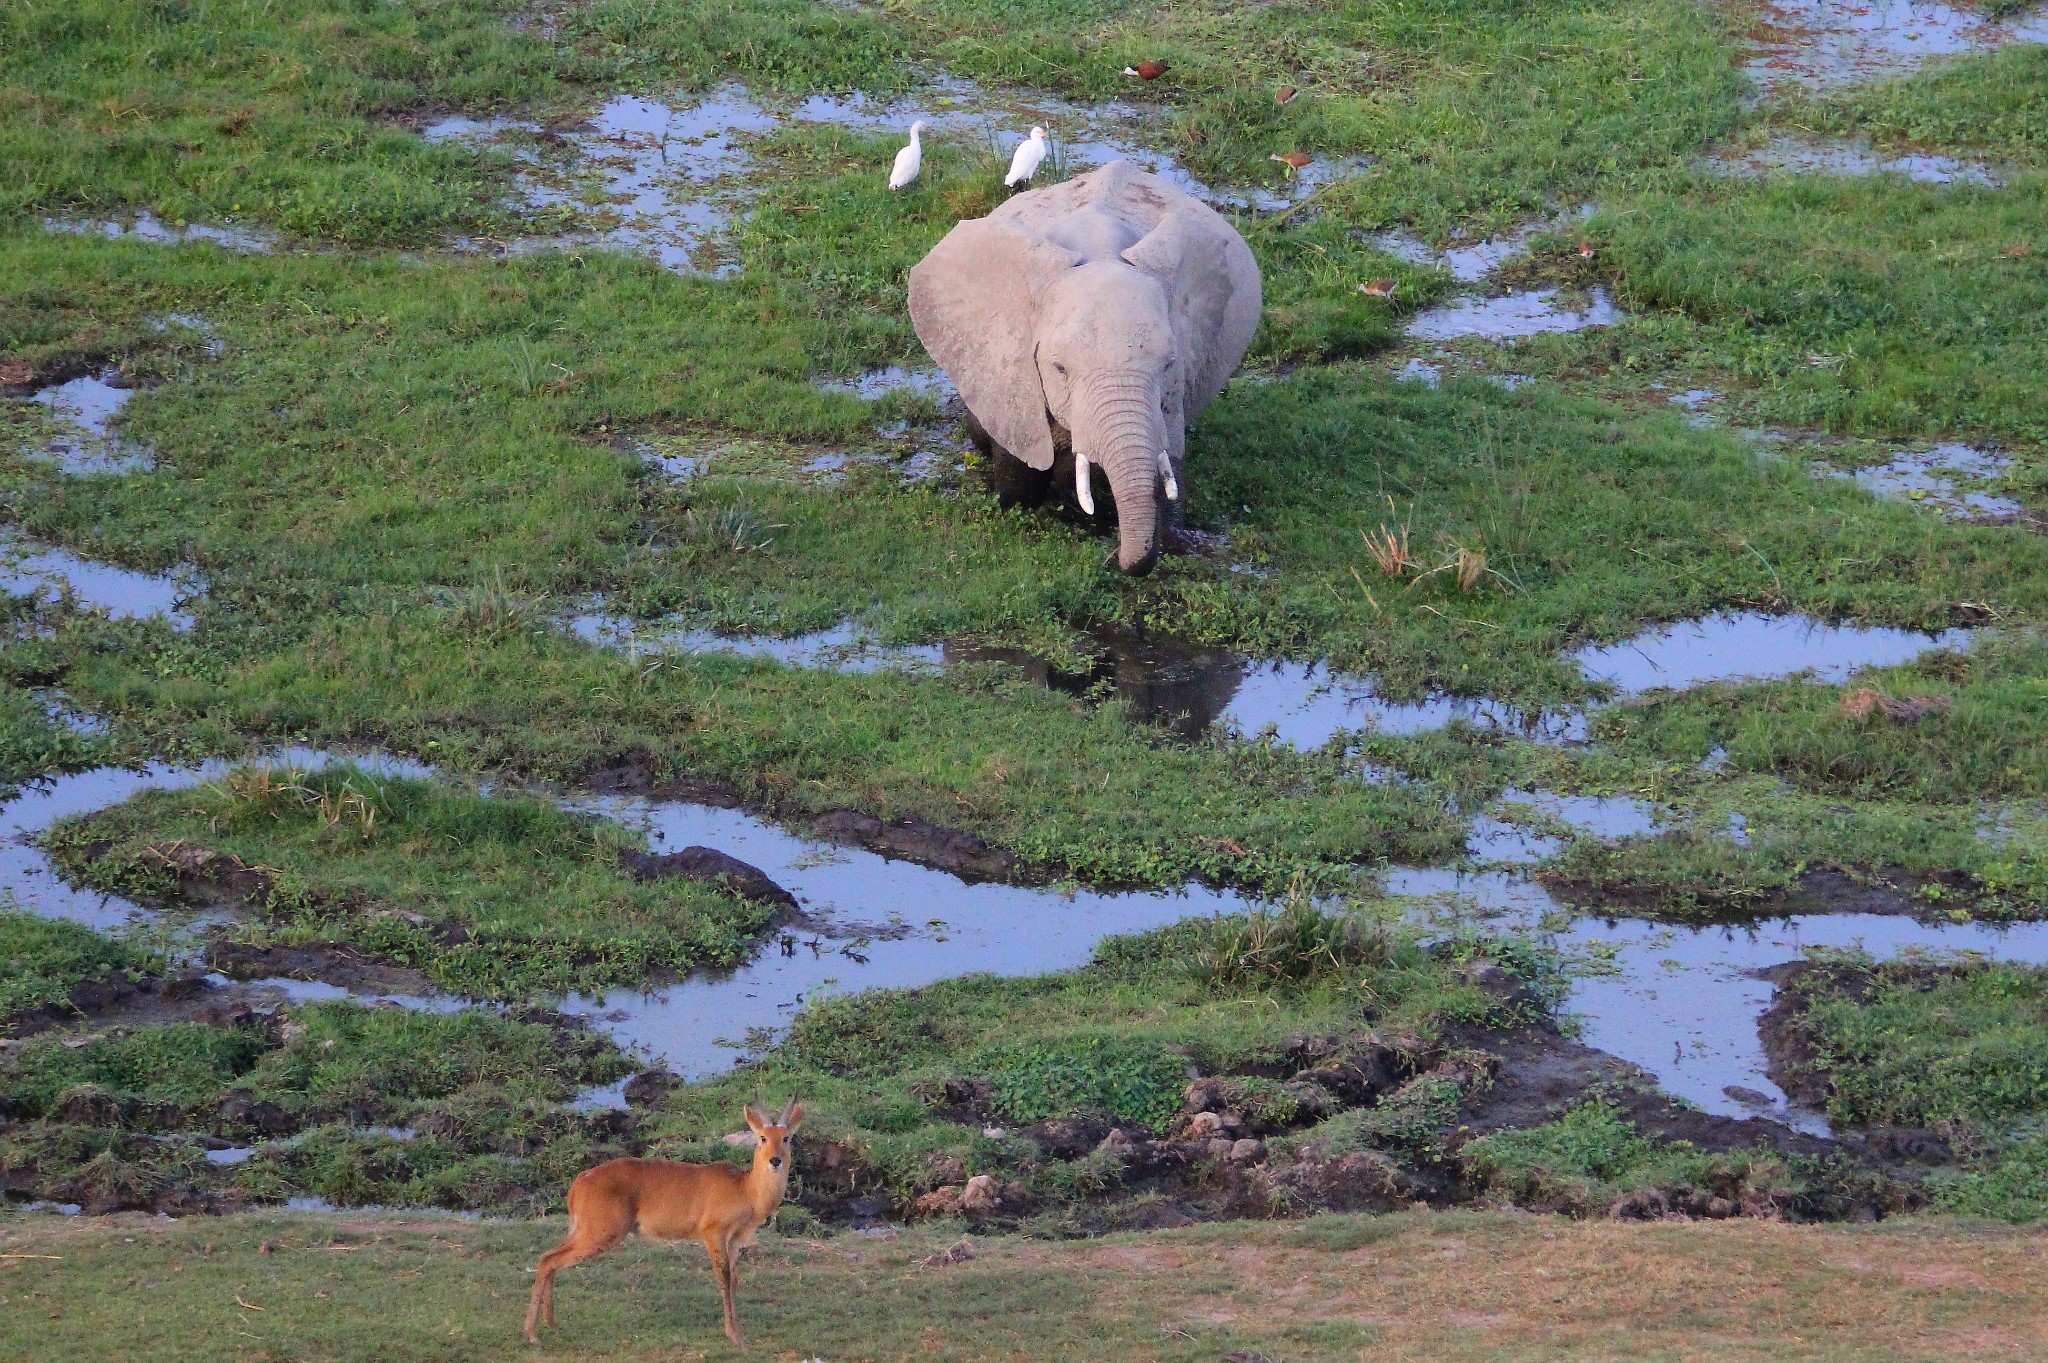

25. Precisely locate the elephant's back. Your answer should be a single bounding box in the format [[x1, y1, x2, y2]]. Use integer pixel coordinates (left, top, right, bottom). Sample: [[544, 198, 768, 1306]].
[[994, 160, 1183, 236]]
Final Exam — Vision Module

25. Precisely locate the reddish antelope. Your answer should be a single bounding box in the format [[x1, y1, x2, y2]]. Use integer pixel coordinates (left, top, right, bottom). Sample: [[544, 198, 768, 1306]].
[[524, 1100, 804, 1349]]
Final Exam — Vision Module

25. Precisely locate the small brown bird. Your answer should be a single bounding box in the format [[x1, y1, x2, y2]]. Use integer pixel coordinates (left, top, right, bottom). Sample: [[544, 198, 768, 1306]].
[[1359, 278, 1396, 298], [1577, 240, 1596, 259], [1274, 85, 1298, 104], [1123, 59, 1169, 80], [1269, 150, 1312, 176]]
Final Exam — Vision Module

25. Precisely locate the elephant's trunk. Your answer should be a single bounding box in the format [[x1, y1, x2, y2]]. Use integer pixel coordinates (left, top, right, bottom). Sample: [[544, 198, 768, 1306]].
[[1076, 372, 1167, 575]]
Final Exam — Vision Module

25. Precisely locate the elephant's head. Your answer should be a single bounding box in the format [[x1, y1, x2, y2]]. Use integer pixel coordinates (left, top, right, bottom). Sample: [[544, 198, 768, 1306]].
[[909, 163, 1261, 575]]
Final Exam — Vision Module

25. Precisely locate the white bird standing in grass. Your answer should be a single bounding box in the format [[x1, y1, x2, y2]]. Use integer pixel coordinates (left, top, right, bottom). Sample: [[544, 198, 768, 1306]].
[[889, 120, 926, 190], [1004, 126, 1049, 188]]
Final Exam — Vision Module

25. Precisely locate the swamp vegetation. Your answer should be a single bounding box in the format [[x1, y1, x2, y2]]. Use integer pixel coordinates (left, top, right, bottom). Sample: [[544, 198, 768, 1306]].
[[5, 0, 2048, 1353]]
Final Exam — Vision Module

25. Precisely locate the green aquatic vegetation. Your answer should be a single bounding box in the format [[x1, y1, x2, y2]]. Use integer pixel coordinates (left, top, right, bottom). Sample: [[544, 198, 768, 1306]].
[[1596, 634, 2048, 802], [1783, 957, 2048, 1135], [234, 1004, 629, 1118], [971, 1035, 1191, 1133], [46, 765, 779, 998], [1592, 174, 2048, 443], [1933, 1129, 2048, 1222], [1791, 45, 2048, 156], [643, 914, 1539, 1208], [0, 1002, 629, 1130], [0, 681, 112, 796], [1464, 1099, 1791, 1211], [0, 908, 156, 1025], [1, 1022, 269, 1114], [0, 0, 573, 244]]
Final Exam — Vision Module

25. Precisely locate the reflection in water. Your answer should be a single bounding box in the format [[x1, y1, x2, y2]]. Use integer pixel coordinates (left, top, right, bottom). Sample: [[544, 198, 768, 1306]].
[[948, 630, 1244, 742], [951, 629, 1578, 748]]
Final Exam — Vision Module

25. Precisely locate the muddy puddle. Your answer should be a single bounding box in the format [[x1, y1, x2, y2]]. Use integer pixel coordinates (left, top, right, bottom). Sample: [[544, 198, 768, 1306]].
[[566, 610, 1970, 751], [1375, 206, 1595, 285], [1748, 0, 2048, 92], [0, 529, 200, 630], [816, 365, 957, 404], [565, 613, 946, 672], [1818, 442, 2023, 521], [425, 78, 1369, 276], [1574, 611, 1970, 695], [1406, 287, 1622, 343], [42, 211, 275, 252], [1713, 134, 2002, 186], [22, 372, 151, 476]]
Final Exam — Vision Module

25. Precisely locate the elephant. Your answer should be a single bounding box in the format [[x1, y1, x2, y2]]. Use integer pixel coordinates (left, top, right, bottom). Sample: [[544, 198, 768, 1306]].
[[908, 160, 1262, 575]]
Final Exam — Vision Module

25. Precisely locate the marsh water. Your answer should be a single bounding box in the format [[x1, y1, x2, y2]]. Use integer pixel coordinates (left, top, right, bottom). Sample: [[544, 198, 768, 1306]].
[[570, 609, 1970, 753], [0, 716, 2032, 1134], [0, 529, 199, 630]]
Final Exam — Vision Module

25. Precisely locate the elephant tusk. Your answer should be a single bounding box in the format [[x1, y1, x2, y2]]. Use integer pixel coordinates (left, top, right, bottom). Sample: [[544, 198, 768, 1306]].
[[1075, 451, 1096, 516], [1158, 448, 1179, 502]]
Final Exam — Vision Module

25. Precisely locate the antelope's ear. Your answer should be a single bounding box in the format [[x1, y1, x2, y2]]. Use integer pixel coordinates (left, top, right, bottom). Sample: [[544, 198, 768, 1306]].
[[743, 1104, 769, 1135], [781, 1101, 805, 1133]]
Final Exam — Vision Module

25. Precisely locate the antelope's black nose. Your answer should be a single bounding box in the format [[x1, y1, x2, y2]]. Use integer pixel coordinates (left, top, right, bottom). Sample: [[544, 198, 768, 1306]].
[[770, 1156, 783, 1168]]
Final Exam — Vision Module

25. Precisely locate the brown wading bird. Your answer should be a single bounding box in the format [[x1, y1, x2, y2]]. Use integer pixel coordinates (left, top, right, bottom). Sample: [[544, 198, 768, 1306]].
[[1359, 278, 1396, 298], [524, 1101, 804, 1349], [1274, 85, 1298, 104], [1269, 150, 1312, 176], [1123, 59, 1169, 80]]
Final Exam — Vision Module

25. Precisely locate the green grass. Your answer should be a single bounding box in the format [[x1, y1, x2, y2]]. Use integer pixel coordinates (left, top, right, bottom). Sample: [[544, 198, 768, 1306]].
[[1774, 956, 2048, 1223], [1781, 957, 2048, 1135], [0, 1000, 631, 1212], [1465, 1099, 1791, 1214], [1790, 45, 2048, 158], [0, 908, 157, 1026], [0, 0, 571, 245], [42, 764, 778, 998], [1589, 173, 2048, 442]]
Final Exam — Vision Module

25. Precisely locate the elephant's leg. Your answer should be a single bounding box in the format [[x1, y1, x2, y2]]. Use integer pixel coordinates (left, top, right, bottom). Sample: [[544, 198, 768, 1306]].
[[966, 409, 1053, 507]]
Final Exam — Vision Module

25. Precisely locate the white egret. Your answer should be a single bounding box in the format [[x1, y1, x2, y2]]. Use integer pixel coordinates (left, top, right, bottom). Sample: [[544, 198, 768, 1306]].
[[889, 121, 926, 190], [1004, 126, 1049, 188]]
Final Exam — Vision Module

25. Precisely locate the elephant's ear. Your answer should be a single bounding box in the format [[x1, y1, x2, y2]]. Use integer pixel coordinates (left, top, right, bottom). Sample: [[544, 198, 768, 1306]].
[[1120, 208, 1262, 415], [909, 217, 1080, 472]]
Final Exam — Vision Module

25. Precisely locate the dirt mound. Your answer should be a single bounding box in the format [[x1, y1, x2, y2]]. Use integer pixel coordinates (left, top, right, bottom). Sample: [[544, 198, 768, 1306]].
[[807, 808, 1018, 883], [618, 846, 799, 915]]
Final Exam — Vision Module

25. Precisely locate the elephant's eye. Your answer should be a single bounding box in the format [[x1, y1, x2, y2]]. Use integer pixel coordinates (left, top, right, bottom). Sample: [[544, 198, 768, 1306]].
[[1051, 360, 1067, 376]]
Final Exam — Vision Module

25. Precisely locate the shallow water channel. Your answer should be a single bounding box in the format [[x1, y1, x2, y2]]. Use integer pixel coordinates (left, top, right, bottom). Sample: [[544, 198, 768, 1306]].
[[3, 735, 2038, 1141], [572, 609, 1972, 752]]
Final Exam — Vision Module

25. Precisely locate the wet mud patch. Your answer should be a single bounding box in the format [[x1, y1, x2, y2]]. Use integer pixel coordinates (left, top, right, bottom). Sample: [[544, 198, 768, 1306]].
[[1712, 134, 2004, 186], [1812, 440, 2030, 524], [202, 941, 445, 1001], [41, 211, 276, 253], [420, 76, 1378, 275]]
